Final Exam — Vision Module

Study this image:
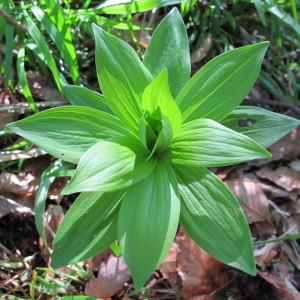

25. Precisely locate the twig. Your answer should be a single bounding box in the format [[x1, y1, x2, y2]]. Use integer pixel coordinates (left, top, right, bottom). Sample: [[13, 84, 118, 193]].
[[246, 97, 300, 115], [0, 100, 68, 113], [254, 232, 300, 245], [0, 8, 27, 32]]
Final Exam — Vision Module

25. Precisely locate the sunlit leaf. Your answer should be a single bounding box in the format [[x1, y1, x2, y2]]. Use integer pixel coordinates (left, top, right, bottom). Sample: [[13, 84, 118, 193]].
[[176, 42, 269, 122], [62, 137, 155, 194], [222, 106, 300, 148], [118, 162, 180, 289], [7, 107, 131, 163], [175, 165, 256, 275], [52, 191, 123, 268], [144, 8, 190, 97], [93, 24, 151, 132], [172, 118, 271, 167]]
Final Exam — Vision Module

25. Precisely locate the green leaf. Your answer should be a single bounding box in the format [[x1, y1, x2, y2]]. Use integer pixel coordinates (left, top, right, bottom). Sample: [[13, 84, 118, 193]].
[[52, 191, 123, 268], [142, 69, 182, 132], [94, 0, 181, 14], [4, 22, 14, 88], [118, 162, 180, 289], [176, 42, 269, 122], [35, 161, 64, 249], [175, 165, 256, 275], [171, 118, 271, 167], [31, 5, 79, 83], [17, 48, 39, 113], [23, 8, 67, 91], [63, 84, 112, 114], [144, 8, 190, 97], [7, 106, 130, 164], [266, 0, 300, 35], [62, 138, 155, 195], [149, 117, 173, 157], [93, 24, 152, 132], [222, 106, 300, 148]]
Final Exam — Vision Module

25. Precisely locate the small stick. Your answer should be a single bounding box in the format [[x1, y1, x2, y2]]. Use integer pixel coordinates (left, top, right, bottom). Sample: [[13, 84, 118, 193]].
[[0, 8, 27, 32]]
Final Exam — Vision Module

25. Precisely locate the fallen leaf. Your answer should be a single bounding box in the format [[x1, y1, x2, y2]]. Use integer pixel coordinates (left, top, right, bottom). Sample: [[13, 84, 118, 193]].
[[269, 128, 300, 161], [259, 271, 300, 300], [257, 166, 300, 192], [85, 255, 130, 299], [226, 178, 270, 223], [176, 228, 231, 300], [255, 243, 279, 270], [160, 242, 179, 287], [191, 34, 213, 64]]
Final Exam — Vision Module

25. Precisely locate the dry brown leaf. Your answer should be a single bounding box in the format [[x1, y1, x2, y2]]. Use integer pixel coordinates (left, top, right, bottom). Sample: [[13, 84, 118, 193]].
[[257, 166, 300, 192], [85, 255, 130, 299], [255, 243, 279, 270], [226, 178, 270, 223], [259, 271, 300, 300], [269, 128, 300, 161], [191, 34, 213, 64], [176, 228, 231, 300], [160, 242, 179, 287]]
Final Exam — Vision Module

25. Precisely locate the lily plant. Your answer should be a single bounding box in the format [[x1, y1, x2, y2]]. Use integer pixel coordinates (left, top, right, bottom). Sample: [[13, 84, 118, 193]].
[[8, 8, 300, 289]]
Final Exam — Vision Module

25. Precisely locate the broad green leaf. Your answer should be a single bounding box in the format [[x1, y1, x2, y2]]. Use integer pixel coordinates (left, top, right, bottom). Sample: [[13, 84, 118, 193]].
[[52, 191, 123, 268], [23, 8, 66, 91], [94, 0, 181, 14], [118, 162, 180, 289], [63, 84, 112, 113], [142, 69, 182, 132], [144, 8, 190, 97], [175, 165, 256, 275], [31, 5, 79, 83], [93, 24, 152, 132], [171, 118, 271, 167], [17, 48, 38, 113], [62, 138, 155, 195], [7, 106, 130, 164], [222, 106, 300, 148], [176, 42, 269, 122]]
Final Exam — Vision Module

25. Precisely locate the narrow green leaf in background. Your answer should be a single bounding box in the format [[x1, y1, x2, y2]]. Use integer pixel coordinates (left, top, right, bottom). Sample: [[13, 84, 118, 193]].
[[7, 107, 131, 163], [31, 5, 80, 83], [266, 0, 300, 35], [222, 106, 300, 148], [94, 0, 181, 15], [17, 48, 39, 113], [4, 22, 14, 88], [144, 8, 190, 97], [172, 118, 271, 167], [52, 191, 123, 268], [118, 162, 180, 289], [63, 84, 112, 113], [23, 7, 67, 91], [175, 165, 256, 275], [176, 42, 269, 122], [93, 24, 152, 132]]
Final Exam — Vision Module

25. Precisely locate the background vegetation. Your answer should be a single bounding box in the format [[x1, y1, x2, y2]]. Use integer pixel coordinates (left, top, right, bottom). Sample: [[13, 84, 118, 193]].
[[0, 0, 299, 299]]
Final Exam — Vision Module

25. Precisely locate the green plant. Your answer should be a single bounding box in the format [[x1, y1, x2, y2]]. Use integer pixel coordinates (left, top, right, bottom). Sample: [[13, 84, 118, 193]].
[[7, 8, 300, 290]]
